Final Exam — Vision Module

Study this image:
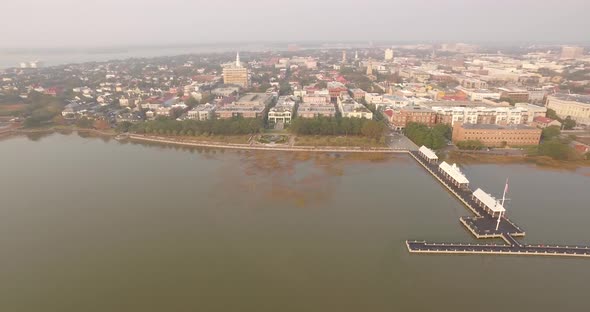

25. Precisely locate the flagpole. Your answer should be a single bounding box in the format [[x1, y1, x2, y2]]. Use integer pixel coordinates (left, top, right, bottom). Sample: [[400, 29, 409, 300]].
[[496, 178, 509, 231], [501, 178, 508, 207]]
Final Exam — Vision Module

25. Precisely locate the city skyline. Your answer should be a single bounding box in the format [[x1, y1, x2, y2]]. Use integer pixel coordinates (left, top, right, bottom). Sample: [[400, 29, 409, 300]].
[[3, 0, 590, 48]]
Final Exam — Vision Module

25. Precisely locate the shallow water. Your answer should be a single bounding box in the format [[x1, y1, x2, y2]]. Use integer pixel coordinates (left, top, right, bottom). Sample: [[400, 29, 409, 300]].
[[1, 133, 589, 312]]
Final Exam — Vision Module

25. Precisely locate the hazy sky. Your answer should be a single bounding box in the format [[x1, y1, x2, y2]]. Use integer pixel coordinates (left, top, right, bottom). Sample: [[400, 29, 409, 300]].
[[3, 0, 589, 48]]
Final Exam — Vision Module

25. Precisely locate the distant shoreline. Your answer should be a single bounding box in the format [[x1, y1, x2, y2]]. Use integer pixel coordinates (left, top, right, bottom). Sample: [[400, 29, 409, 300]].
[[4, 128, 589, 167]]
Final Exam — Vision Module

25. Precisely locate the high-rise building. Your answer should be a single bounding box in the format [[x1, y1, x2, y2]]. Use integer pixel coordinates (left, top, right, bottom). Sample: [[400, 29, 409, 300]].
[[385, 48, 394, 61], [342, 50, 347, 63], [366, 59, 373, 76], [560, 46, 585, 59], [223, 52, 249, 87]]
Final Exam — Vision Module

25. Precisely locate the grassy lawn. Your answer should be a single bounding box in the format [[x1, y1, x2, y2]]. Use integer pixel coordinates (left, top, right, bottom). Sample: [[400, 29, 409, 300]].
[[294, 135, 387, 148], [172, 134, 252, 144], [0, 104, 27, 116]]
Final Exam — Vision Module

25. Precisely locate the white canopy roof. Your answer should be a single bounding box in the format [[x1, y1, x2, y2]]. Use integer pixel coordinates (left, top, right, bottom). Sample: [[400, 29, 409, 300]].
[[419, 146, 438, 160], [473, 188, 506, 213], [439, 161, 469, 185]]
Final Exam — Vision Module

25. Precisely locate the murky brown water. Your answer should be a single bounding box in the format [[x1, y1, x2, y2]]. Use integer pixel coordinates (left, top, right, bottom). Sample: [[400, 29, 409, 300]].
[[1, 133, 589, 312]]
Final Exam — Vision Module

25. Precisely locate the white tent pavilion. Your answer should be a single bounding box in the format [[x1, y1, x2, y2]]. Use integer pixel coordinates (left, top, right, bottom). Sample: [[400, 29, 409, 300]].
[[438, 161, 470, 189], [472, 188, 506, 217]]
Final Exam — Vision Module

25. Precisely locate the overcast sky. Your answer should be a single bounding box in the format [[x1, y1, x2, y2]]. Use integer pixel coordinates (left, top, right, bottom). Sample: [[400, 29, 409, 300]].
[[3, 0, 589, 48]]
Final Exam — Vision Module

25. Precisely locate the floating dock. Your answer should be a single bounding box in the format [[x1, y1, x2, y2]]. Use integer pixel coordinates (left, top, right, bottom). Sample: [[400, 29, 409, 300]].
[[406, 240, 590, 258], [407, 148, 590, 259]]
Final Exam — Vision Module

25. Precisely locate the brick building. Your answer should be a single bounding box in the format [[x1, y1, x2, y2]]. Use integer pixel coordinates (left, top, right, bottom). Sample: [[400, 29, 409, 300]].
[[388, 106, 437, 129], [452, 123, 541, 147]]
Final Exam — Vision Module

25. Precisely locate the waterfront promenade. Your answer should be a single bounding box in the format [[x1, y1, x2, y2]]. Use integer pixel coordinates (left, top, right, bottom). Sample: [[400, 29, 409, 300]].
[[127, 134, 410, 154]]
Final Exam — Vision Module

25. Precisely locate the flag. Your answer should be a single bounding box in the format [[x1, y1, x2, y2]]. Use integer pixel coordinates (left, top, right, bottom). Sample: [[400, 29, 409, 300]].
[[504, 178, 509, 195]]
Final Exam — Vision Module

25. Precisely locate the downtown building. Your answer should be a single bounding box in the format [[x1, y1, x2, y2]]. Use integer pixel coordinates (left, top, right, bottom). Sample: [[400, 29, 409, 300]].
[[431, 106, 530, 126], [337, 94, 373, 119], [545, 94, 590, 125], [215, 93, 272, 119], [223, 52, 249, 87], [268, 96, 297, 124], [452, 123, 542, 147], [560, 46, 585, 60], [386, 106, 437, 129]]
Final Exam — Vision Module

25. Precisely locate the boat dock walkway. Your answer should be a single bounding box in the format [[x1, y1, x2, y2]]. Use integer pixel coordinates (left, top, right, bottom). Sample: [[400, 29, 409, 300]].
[[407, 148, 590, 259], [407, 240, 590, 258]]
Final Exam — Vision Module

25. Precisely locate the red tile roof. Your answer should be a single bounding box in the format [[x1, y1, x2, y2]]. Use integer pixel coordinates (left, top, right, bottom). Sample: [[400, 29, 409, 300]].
[[533, 116, 554, 124]]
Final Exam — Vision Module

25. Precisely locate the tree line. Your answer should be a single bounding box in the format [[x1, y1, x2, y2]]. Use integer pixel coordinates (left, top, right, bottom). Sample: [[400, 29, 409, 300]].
[[404, 122, 452, 150], [289, 116, 387, 140], [22, 91, 65, 128], [125, 117, 264, 136], [546, 108, 576, 130]]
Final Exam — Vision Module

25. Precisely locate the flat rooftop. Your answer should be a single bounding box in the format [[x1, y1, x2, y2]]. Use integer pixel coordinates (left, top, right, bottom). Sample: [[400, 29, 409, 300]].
[[400, 106, 434, 112], [551, 93, 590, 104], [422, 101, 495, 108], [460, 124, 536, 130]]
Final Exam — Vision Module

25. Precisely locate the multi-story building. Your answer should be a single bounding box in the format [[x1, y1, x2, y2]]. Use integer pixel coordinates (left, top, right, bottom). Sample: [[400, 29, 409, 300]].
[[302, 94, 331, 105], [457, 87, 501, 101], [459, 77, 488, 89], [532, 116, 562, 129], [452, 123, 542, 147], [388, 106, 437, 129], [337, 94, 373, 119], [268, 96, 296, 124], [350, 88, 366, 101], [527, 88, 547, 104], [545, 94, 590, 125], [289, 57, 318, 69], [384, 48, 394, 61], [412, 99, 545, 127], [297, 103, 336, 118], [327, 82, 348, 102], [560, 46, 585, 60], [268, 106, 293, 124], [515, 103, 547, 123], [223, 52, 249, 87], [187, 103, 215, 121], [235, 93, 273, 107], [215, 105, 266, 119], [374, 95, 411, 111], [212, 86, 240, 96], [499, 87, 529, 103], [364, 92, 383, 104], [215, 93, 272, 119]]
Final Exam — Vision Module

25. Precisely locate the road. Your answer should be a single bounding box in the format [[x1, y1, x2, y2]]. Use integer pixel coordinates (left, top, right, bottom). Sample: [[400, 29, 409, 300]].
[[387, 131, 418, 151]]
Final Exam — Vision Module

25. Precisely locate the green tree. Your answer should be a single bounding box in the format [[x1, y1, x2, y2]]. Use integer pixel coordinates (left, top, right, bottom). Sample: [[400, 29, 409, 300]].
[[546, 108, 559, 120], [538, 139, 577, 160], [542, 126, 561, 140], [404, 122, 448, 149], [433, 124, 452, 141], [563, 117, 576, 130], [116, 121, 133, 133], [185, 97, 199, 108], [456, 140, 485, 150], [76, 117, 94, 128]]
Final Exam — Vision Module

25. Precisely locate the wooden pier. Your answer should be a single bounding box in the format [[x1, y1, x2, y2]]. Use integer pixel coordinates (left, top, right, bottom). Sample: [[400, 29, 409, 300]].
[[407, 240, 590, 258], [407, 148, 590, 259]]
